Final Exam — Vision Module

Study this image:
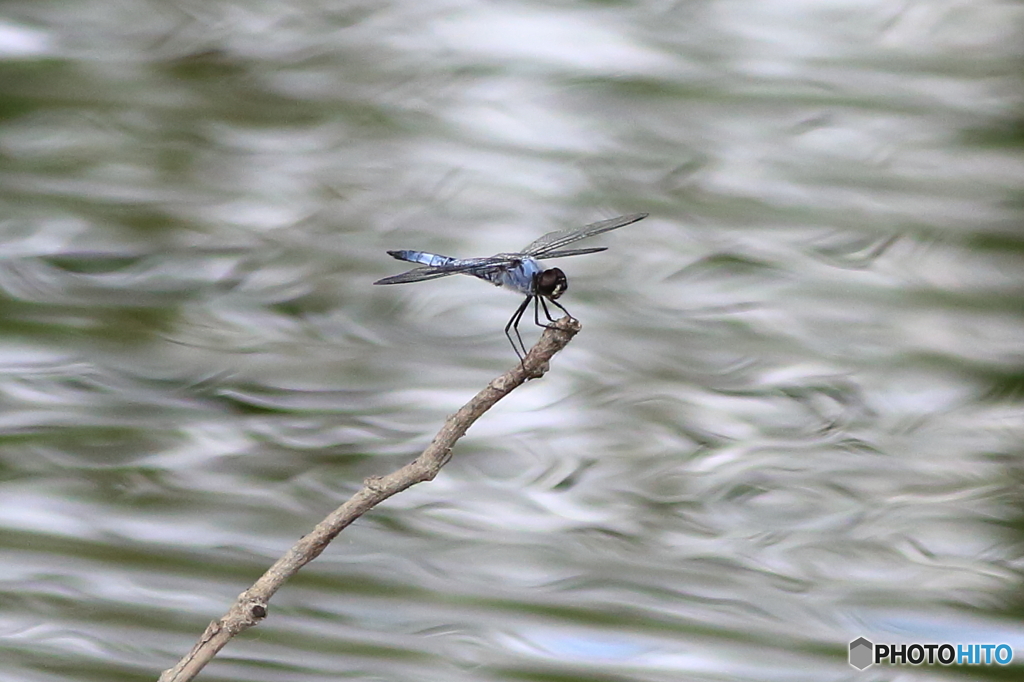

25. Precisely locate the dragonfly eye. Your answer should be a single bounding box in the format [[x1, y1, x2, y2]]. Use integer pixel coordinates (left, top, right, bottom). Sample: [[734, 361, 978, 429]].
[[537, 268, 567, 299]]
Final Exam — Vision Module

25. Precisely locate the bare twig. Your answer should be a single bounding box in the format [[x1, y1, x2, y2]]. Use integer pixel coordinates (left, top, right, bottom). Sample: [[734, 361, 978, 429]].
[[158, 317, 581, 682]]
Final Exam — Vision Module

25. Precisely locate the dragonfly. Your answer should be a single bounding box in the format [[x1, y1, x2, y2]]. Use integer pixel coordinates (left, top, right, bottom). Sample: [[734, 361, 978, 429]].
[[374, 212, 648, 360]]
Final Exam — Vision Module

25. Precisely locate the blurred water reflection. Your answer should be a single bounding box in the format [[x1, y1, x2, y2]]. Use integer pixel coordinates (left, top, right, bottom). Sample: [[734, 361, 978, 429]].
[[0, 1, 1022, 681]]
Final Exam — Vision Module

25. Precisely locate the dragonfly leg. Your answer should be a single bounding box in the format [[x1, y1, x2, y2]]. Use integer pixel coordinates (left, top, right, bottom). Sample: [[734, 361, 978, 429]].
[[543, 296, 574, 324], [505, 295, 533, 360], [536, 296, 559, 329]]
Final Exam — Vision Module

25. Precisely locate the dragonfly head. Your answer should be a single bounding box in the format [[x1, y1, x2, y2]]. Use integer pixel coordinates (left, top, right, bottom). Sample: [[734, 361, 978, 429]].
[[537, 268, 567, 300]]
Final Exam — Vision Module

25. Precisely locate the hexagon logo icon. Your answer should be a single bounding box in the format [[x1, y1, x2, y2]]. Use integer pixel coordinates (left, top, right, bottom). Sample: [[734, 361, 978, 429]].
[[849, 637, 874, 670]]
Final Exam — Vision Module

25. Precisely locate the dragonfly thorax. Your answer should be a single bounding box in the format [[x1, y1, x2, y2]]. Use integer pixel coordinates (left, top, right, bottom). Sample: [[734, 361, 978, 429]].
[[536, 268, 567, 300]]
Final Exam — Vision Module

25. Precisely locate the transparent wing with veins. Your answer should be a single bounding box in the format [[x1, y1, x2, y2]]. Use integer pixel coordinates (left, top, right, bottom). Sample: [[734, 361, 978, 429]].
[[373, 255, 518, 285], [521, 213, 648, 258]]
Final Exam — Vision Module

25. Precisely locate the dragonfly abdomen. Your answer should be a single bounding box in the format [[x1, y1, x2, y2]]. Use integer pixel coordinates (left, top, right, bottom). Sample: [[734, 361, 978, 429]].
[[386, 250, 458, 268]]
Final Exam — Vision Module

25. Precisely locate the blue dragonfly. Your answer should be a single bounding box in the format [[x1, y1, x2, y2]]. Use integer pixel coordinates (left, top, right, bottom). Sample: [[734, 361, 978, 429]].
[[374, 212, 648, 360]]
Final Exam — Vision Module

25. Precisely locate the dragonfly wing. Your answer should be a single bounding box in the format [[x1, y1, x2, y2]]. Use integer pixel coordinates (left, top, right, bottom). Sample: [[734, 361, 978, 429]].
[[539, 246, 608, 259], [523, 213, 648, 257], [374, 255, 518, 285], [374, 267, 460, 285]]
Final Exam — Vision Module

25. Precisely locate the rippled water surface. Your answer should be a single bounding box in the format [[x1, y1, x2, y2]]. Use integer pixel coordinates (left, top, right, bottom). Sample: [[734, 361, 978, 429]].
[[1, 1, 1023, 680]]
